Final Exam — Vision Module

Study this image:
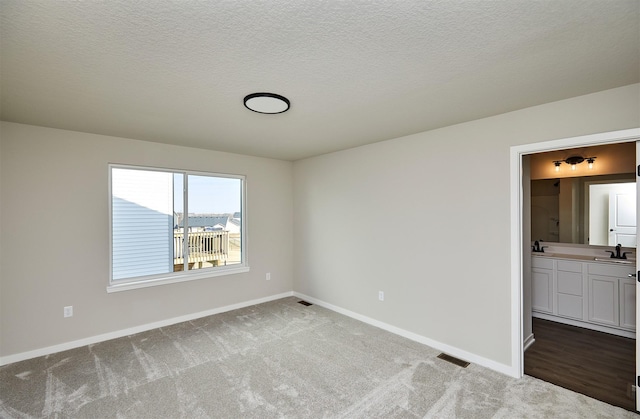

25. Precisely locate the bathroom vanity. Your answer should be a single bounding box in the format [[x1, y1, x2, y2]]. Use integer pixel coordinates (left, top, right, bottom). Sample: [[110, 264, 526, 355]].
[[531, 250, 636, 338]]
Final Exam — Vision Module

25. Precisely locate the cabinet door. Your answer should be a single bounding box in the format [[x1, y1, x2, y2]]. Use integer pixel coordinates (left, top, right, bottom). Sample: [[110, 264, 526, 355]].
[[588, 275, 619, 326], [557, 294, 583, 320], [532, 268, 553, 314], [620, 278, 636, 330]]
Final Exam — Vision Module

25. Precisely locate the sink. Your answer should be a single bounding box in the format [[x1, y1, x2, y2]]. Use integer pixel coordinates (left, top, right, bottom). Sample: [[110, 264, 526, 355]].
[[593, 257, 635, 264], [532, 252, 554, 257]]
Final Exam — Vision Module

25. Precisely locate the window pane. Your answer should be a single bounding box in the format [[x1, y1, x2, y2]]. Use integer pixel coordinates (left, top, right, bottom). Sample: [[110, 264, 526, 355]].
[[186, 175, 242, 270], [112, 168, 174, 280]]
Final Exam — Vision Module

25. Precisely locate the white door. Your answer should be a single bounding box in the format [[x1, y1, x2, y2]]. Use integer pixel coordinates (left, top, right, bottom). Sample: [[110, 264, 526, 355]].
[[608, 183, 636, 247], [634, 141, 640, 411]]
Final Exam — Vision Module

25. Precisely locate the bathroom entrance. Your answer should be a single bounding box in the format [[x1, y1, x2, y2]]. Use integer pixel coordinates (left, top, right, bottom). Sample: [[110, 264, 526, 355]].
[[513, 129, 640, 412]]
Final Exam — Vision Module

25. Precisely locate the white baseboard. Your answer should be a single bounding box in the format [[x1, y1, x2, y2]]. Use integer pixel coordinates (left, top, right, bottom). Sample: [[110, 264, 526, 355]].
[[294, 292, 518, 378], [0, 291, 294, 366], [523, 333, 535, 352]]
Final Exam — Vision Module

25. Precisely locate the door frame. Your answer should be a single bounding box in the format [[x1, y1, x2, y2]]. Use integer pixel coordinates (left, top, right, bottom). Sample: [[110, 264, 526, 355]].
[[510, 128, 640, 378]]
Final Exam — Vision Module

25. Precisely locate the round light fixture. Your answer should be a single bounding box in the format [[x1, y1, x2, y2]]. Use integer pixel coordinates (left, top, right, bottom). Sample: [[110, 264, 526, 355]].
[[243, 93, 290, 114]]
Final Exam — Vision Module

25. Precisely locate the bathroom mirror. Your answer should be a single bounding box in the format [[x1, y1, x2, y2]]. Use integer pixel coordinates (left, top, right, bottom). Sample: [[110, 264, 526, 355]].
[[531, 174, 636, 247]]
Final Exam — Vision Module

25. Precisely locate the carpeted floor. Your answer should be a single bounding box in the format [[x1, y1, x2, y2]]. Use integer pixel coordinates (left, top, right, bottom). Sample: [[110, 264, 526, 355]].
[[0, 297, 635, 418]]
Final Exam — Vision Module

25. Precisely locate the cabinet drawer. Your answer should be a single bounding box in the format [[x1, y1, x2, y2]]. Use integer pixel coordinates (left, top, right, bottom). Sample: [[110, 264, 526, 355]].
[[557, 271, 582, 296], [532, 257, 553, 269], [557, 260, 582, 273], [588, 263, 634, 278]]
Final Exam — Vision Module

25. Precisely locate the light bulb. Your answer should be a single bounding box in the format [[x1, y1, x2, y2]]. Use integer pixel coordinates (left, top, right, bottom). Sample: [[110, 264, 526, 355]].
[[571, 164, 576, 170]]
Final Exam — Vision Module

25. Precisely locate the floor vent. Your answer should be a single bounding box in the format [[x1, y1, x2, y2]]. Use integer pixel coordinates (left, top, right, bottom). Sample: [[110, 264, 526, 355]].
[[437, 353, 470, 368], [298, 301, 313, 306]]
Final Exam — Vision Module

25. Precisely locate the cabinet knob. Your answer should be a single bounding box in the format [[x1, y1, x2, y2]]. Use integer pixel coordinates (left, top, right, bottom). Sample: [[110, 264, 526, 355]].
[[628, 273, 637, 278]]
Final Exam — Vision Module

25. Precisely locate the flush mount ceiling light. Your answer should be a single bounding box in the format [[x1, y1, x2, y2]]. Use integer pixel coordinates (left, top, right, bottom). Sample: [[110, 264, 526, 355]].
[[553, 155, 597, 171], [243, 93, 290, 114]]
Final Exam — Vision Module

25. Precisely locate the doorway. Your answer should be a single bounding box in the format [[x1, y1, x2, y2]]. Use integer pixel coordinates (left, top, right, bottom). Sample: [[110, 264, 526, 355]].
[[525, 142, 636, 410], [510, 128, 640, 411]]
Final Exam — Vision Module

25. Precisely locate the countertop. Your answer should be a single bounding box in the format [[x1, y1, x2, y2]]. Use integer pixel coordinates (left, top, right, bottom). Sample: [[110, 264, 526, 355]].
[[531, 252, 636, 265]]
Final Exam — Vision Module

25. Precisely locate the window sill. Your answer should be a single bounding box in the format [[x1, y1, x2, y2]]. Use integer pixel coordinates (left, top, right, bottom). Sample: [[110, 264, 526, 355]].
[[106, 266, 250, 293]]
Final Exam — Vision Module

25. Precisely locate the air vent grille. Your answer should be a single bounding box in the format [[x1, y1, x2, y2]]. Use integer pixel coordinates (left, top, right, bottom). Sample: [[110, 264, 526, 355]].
[[437, 353, 470, 368]]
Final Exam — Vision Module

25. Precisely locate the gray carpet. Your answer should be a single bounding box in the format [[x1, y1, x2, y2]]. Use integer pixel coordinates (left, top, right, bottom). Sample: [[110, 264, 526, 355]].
[[0, 297, 635, 418]]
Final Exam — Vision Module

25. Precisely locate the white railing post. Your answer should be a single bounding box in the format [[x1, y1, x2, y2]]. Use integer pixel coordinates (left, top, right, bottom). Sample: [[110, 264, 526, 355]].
[[174, 230, 230, 268]]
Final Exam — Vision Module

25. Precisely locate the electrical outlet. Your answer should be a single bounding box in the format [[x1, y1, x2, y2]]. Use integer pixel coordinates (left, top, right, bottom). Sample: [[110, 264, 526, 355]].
[[266, 272, 271, 281], [378, 291, 384, 301], [63, 306, 73, 318]]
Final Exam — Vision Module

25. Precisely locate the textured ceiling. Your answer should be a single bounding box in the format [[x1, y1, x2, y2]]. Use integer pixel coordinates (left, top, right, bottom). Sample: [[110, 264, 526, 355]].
[[1, 1, 639, 161]]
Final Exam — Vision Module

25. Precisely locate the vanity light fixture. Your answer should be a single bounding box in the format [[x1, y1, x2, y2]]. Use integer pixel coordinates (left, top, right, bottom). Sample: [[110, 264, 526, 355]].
[[553, 155, 596, 171], [243, 93, 290, 114]]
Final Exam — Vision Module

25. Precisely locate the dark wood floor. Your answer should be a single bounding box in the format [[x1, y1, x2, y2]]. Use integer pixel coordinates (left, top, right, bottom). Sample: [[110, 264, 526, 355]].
[[525, 318, 636, 411]]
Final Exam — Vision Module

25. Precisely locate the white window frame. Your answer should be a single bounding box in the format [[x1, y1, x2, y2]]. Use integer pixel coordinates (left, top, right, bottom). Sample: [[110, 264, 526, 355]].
[[107, 164, 249, 293]]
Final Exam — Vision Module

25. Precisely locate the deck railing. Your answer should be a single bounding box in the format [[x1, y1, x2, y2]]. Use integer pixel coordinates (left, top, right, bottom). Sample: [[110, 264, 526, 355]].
[[174, 230, 229, 268]]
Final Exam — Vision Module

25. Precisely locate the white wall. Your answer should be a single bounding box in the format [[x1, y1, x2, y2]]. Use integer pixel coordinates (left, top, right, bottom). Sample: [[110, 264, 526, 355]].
[[293, 84, 640, 371], [0, 122, 293, 358]]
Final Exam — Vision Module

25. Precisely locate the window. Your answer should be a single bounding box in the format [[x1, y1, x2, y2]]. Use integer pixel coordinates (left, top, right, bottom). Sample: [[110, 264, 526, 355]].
[[109, 165, 247, 291]]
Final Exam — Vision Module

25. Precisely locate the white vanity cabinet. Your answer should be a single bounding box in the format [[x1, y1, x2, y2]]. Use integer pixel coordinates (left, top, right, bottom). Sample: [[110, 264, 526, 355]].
[[531, 257, 553, 314], [620, 277, 637, 330], [587, 263, 635, 331], [532, 255, 636, 337], [588, 274, 619, 327]]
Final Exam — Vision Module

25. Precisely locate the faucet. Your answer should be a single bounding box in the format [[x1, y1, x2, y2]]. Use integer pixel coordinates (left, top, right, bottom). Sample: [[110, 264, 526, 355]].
[[606, 244, 632, 259], [532, 240, 548, 253]]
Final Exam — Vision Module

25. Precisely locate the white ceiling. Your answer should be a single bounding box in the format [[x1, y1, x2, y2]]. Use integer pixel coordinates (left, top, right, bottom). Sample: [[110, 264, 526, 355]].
[[1, 1, 638, 161]]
